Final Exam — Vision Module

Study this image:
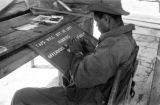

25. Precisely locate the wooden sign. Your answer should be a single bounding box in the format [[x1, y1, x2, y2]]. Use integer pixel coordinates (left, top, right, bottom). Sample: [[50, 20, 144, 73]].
[[29, 22, 97, 74]]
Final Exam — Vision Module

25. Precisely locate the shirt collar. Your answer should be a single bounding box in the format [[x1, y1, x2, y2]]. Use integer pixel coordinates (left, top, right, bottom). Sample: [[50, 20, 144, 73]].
[[99, 24, 135, 42]]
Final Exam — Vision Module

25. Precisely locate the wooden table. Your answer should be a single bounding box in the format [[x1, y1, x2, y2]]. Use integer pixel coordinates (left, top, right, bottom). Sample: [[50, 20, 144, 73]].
[[0, 1, 93, 79], [0, 13, 67, 78]]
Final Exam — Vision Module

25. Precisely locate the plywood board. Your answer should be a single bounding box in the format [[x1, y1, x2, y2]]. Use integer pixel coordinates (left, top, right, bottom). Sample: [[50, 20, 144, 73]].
[[0, 14, 76, 57], [29, 22, 97, 73]]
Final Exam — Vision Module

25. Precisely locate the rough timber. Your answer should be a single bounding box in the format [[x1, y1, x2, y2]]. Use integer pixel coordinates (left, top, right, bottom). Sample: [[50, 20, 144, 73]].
[[124, 14, 160, 105]]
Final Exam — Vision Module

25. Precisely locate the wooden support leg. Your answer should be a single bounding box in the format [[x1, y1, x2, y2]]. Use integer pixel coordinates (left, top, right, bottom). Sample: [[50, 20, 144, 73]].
[[58, 71, 63, 86], [31, 59, 35, 68]]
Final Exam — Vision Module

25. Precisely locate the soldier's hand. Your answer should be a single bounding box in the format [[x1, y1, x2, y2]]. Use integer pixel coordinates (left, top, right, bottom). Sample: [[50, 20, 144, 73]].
[[64, 38, 83, 55]]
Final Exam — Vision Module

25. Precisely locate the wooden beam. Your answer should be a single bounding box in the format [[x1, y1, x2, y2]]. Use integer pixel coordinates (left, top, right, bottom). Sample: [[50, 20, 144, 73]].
[[61, 0, 118, 4], [133, 26, 160, 38], [149, 38, 160, 105], [51, 0, 102, 4], [31, 7, 92, 18], [123, 14, 160, 25], [0, 1, 29, 22], [0, 14, 77, 57], [124, 19, 160, 30]]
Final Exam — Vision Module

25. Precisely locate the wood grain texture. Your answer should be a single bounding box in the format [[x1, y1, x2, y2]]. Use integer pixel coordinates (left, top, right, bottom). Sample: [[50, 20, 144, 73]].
[[0, 48, 37, 79], [0, 14, 33, 36], [0, 14, 76, 57], [0, 2, 93, 78], [133, 26, 160, 38], [123, 16, 160, 105], [148, 38, 160, 105], [124, 19, 160, 29]]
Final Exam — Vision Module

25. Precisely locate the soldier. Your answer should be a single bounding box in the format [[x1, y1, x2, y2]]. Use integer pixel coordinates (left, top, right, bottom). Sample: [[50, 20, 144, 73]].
[[11, 1, 137, 105]]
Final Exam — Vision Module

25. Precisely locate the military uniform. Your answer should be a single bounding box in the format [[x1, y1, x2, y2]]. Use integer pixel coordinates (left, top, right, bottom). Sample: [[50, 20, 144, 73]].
[[12, 23, 136, 105]]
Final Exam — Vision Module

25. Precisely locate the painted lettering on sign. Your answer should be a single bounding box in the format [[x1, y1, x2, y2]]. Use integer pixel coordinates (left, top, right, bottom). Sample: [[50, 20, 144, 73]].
[[34, 25, 73, 48], [55, 32, 61, 37], [35, 40, 46, 48], [66, 26, 72, 31], [57, 35, 70, 44], [29, 23, 97, 73], [46, 36, 55, 42], [48, 46, 65, 59]]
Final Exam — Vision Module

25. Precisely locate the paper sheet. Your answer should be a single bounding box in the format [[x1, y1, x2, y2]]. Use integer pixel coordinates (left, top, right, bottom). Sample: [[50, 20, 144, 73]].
[[0, 46, 8, 54], [15, 23, 39, 31], [32, 15, 63, 24]]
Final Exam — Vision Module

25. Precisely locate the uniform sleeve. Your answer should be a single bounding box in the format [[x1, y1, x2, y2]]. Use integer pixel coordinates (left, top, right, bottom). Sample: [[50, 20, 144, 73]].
[[80, 35, 98, 55], [111, 37, 133, 66], [72, 37, 133, 88], [72, 48, 116, 88]]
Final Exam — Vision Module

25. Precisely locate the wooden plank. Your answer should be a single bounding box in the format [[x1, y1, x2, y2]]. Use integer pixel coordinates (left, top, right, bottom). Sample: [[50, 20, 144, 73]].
[[49, 0, 102, 4], [124, 19, 160, 30], [127, 22, 159, 104], [138, 47, 157, 61], [0, 15, 77, 57], [133, 33, 159, 64], [129, 20, 160, 104], [0, 48, 37, 79], [0, 14, 33, 36], [149, 38, 160, 105], [0, 13, 93, 79], [135, 40, 158, 49], [136, 46, 157, 71], [133, 34, 159, 49], [123, 14, 160, 25], [130, 65, 154, 105], [138, 59, 154, 69], [62, 0, 120, 4], [133, 26, 160, 38], [129, 36, 157, 105]]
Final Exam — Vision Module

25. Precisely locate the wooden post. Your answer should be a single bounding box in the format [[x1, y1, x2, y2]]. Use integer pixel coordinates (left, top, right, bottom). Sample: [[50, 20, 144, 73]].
[[31, 59, 35, 68]]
